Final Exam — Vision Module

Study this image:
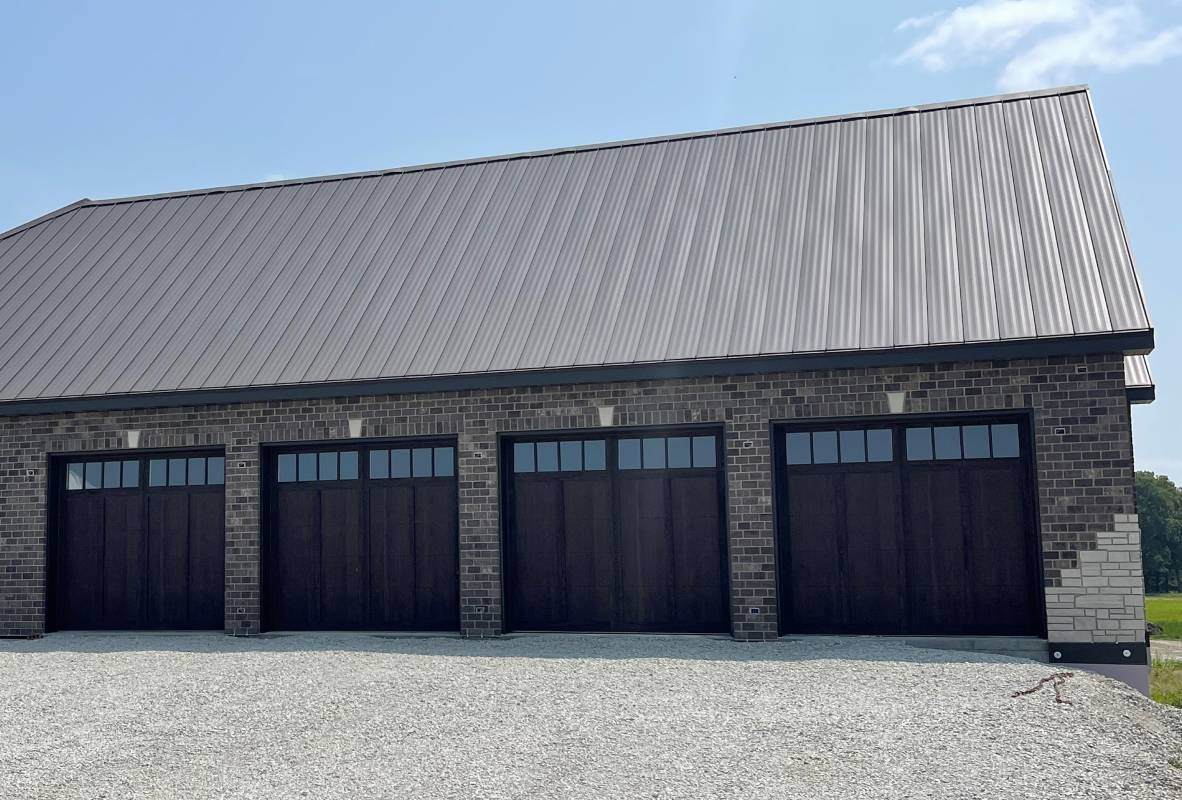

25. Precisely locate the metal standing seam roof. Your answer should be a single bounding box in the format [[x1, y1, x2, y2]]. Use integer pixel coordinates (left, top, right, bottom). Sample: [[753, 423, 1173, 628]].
[[0, 85, 1153, 411]]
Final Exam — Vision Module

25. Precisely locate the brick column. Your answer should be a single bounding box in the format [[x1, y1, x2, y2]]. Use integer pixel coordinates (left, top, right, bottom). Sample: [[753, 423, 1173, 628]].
[[726, 412, 779, 640], [224, 433, 261, 635], [458, 422, 502, 636]]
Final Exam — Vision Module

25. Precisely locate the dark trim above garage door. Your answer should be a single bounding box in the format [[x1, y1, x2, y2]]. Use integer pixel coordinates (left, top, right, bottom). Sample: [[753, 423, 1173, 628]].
[[772, 412, 1045, 637], [501, 425, 730, 634]]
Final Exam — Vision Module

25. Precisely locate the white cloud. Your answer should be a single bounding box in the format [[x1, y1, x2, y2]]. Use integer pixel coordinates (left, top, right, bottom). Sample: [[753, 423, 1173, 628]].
[[895, 0, 1182, 90]]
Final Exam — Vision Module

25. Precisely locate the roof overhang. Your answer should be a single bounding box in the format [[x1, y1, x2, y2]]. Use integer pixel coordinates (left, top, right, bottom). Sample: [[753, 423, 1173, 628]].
[[0, 330, 1152, 417]]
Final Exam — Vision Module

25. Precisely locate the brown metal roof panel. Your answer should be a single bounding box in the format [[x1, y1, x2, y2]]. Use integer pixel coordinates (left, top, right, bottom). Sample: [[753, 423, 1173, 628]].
[[1003, 99, 1074, 336], [823, 119, 868, 352], [98, 189, 277, 395], [602, 139, 697, 366], [1060, 92, 1150, 331], [66, 192, 246, 397], [920, 109, 964, 345], [892, 112, 928, 347], [857, 115, 894, 350], [974, 103, 1037, 339], [0, 199, 170, 398], [791, 121, 841, 352], [695, 131, 765, 359], [661, 132, 743, 361], [255, 175, 407, 385], [727, 128, 789, 357], [946, 106, 1000, 343], [1030, 95, 1112, 334]]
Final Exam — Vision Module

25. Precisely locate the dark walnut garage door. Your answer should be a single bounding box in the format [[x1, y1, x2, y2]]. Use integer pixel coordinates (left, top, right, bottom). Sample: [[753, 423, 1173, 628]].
[[51, 452, 225, 630], [505, 429, 728, 633], [775, 417, 1042, 636], [263, 441, 458, 631]]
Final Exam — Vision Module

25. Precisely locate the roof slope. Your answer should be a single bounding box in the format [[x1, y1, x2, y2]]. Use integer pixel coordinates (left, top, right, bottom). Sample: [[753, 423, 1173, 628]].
[[0, 86, 1152, 408]]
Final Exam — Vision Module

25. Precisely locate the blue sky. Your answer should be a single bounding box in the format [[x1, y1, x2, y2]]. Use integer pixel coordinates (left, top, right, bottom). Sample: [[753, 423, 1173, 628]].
[[1, 0, 1179, 475]]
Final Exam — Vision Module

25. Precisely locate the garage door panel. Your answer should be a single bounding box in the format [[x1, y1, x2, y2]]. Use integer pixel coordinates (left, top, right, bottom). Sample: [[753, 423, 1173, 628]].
[[60, 494, 105, 629], [147, 493, 190, 628], [511, 479, 566, 628], [843, 471, 904, 632], [618, 476, 674, 630], [562, 479, 614, 629], [101, 493, 146, 629], [270, 488, 322, 629], [778, 419, 1041, 637], [368, 484, 416, 628], [186, 492, 226, 628], [414, 482, 459, 629], [319, 486, 366, 629], [670, 475, 727, 630]]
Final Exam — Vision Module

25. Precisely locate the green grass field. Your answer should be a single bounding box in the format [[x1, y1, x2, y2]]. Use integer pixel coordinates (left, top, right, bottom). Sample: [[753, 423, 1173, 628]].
[[1147, 594, 1182, 641], [1151, 659, 1182, 708]]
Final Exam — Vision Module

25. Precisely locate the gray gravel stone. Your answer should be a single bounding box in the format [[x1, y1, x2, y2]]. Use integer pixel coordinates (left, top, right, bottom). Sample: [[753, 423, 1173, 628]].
[[1, 633, 1179, 799]]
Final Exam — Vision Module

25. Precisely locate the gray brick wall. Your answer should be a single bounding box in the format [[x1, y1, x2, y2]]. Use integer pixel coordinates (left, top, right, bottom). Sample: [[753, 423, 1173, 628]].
[[0, 353, 1142, 642]]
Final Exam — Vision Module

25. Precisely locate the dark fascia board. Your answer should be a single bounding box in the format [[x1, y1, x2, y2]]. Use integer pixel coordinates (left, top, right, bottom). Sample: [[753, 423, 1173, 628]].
[[0, 329, 1153, 418], [1049, 642, 1148, 666], [1127, 385, 1156, 404]]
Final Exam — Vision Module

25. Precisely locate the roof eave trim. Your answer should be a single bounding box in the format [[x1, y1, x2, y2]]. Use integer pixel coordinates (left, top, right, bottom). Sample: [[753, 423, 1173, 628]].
[[0, 198, 91, 243], [1127, 386, 1155, 404], [0, 330, 1152, 418]]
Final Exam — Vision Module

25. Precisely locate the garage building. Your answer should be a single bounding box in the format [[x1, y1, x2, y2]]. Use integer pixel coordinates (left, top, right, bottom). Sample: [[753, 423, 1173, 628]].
[[0, 86, 1155, 690]]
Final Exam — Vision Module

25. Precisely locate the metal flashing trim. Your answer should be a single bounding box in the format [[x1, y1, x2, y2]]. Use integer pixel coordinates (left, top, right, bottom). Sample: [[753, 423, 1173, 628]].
[[1049, 642, 1148, 665]]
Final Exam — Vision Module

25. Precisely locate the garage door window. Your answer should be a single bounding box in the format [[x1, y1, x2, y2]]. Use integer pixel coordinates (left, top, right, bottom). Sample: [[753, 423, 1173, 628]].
[[66, 460, 141, 491], [276, 451, 359, 483], [905, 424, 1021, 462], [367, 446, 454, 479], [786, 429, 893, 465], [513, 440, 606, 473], [149, 456, 226, 487], [618, 435, 716, 470]]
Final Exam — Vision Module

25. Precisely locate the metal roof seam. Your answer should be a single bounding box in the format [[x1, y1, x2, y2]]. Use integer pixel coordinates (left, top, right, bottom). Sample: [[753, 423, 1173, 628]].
[[966, 104, 1004, 340]]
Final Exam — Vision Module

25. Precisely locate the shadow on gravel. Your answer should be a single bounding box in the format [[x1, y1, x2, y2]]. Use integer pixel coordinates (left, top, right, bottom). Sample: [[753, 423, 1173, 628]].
[[0, 631, 1041, 666]]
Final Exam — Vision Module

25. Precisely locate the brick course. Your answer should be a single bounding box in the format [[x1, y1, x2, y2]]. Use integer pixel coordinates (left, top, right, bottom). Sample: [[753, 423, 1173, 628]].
[[0, 352, 1143, 642]]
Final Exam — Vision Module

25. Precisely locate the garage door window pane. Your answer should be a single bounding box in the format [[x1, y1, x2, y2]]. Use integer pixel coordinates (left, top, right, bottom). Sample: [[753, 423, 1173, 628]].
[[584, 440, 606, 471], [103, 461, 121, 489], [513, 442, 535, 473], [535, 442, 559, 473], [339, 451, 358, 480], [906, 428, 933, 461], [692, 436, 716, 468], [812, 431, 838, 464], [866, 429, 892, 462], [150, 459, 168, 486], [121, 460, 140, 488], [277, 454, 296, 483], [207, 457, 225, 485], [962, 425, 990, 459], [667, 437, 691, 468], [839, 430, 865, 463], [618, 439, 641, 470], [559, 441, 582, 471], [432, 447, 453, 477], [643, 438, 666, 469], [84, 462, 101, 490], [412, 448, 434, 478], [392, 449, 411, 478], [319, 452, 338, 481], [786, 432, 811, 464], [991, 424, 1020, 458], [67, 463, 84, 490], [297, 453, 317, 482], [188, 458, 207, 486], [933, 427, 962, 460], [169, 458, 187, 486], [369, 450, 389, 479]]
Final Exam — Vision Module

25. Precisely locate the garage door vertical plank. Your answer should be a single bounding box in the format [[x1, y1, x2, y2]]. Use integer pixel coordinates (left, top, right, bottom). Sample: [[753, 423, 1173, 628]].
[[562, 477, 614, 630], [413, 481, 459, 630], [103, 492, 146, 629], [188, 490, 225, 629], [669, 474, 727, 632]]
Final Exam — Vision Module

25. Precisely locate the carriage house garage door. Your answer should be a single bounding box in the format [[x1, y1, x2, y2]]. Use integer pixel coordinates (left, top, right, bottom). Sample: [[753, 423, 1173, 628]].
[[774, 416, 1043, 637], [50, 451, 226, 630], [504, 428, 729, 634], [263, 440, 459, 631]]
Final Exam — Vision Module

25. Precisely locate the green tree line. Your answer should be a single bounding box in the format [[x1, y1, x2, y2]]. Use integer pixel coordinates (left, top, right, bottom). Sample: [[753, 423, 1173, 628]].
[[1137, 471, 1182, 593]]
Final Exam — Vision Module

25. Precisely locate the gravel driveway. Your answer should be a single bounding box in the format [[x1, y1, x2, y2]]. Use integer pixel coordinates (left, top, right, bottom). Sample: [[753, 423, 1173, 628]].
[[1, 633, 1179, 800]]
